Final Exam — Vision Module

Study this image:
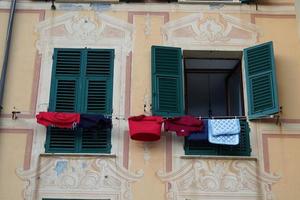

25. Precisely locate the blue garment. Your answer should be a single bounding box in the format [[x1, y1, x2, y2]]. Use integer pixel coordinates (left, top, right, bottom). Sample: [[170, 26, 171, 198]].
[[187, 120, 208, 141], [79, 114, 112, 129]]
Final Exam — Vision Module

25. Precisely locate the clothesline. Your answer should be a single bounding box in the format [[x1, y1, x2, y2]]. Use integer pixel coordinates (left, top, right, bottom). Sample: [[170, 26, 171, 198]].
[[107, 115, 247, 121]]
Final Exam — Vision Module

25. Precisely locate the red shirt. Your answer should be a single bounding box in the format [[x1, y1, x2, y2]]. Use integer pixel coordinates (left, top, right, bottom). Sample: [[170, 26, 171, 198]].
[[36, 112, 80, 128], [164, 116, 203, 136]]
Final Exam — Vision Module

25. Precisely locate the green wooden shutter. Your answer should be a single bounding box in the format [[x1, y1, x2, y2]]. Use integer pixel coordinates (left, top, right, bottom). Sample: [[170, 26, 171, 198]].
[[184, 139, 218, 155], [46, 49, 82, 153], [151, 46, 184, 117], [244, 41, 279, 120], [83, 49, 114, 115], [84, 78, 111, 114], [45, 127, 78, 153], [81, 128, 112, 153], [219, 119, 251, 156], [184, 119, 251, 156], [46, 48, 113, 153], [49, 49, 82, 112], [80, 49, 114, 153]]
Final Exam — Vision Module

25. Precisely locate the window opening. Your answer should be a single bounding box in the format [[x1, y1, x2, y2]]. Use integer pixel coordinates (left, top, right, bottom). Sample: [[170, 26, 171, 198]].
[[183, 51, 244, 118]]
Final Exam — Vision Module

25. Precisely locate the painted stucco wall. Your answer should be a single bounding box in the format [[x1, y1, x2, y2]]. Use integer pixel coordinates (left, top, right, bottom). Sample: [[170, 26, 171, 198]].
[[0, 1, 299, 200]]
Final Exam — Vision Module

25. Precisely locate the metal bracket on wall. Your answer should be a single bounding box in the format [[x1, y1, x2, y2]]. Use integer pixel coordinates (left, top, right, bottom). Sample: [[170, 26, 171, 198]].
[[51, 0, 56, 10], [12, 107, 21, 120]]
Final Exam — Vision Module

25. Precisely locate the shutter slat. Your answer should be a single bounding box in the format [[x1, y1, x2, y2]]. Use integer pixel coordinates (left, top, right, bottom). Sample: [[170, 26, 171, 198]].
[[85, 80, 108, 113], [81, 128, 111, 153], [244, 42, 279, 119], [86, 50, 113, 76], [55, 50, 81, 75], [46, 127, 77, 152], [54, 79, 77, 112], [184, 139, 219, 155]]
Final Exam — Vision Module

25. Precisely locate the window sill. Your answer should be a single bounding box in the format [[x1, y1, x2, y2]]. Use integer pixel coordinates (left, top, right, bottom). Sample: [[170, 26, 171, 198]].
[[40, 153, 117, 158], [180, 155, 257, 160]]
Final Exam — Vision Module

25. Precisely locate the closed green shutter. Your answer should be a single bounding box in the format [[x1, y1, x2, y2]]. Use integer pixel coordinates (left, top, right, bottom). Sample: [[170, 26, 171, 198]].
[[45, 127, 78, 153], [151, 46, 184, 117], [45, 48, 113, 153], [184, 119, 251, 156], [46, 49, 82, 153], [84, 49, 114, 115], [49, 49, 82, 112], [244, 41, 279, 120], [80, 49, 114, 152], [184, 139, 218, 155], [218, 119, 251, 156], [81, 128, 112, 153]]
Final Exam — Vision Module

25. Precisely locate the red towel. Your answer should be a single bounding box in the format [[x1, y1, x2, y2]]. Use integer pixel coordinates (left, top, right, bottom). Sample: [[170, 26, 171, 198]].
[[36, 112, 80, 128], [164, 116, 203, 136]]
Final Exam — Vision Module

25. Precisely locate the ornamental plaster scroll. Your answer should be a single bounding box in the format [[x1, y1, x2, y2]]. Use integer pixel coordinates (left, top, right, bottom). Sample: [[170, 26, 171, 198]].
[[157, 159, 280, 200], [16, 156, 143, 200], [161, 13, 259, 50], [35, 12, 134, 55]]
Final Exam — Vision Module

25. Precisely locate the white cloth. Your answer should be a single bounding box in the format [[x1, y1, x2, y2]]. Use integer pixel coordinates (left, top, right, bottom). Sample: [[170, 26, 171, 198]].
[[208, 119, 240, 145], [209, 119, 240, 136]]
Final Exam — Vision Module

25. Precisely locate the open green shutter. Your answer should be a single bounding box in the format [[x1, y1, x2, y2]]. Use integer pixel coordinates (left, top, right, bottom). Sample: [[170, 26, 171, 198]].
[[151, 46, 184, 117], [244, 41, 279, 120], [219, 119, 251, 156]]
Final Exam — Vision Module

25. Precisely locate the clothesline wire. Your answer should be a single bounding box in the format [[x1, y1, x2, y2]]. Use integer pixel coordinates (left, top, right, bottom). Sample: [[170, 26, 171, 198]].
[[105, 114, 247, 121]]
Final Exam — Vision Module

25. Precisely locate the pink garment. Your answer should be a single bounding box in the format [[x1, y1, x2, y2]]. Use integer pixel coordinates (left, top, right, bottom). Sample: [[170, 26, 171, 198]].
[[36, 112, 80, 128]]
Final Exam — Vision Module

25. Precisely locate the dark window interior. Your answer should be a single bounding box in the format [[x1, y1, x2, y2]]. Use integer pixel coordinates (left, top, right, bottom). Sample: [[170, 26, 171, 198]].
[[184, 51, 244, 117]]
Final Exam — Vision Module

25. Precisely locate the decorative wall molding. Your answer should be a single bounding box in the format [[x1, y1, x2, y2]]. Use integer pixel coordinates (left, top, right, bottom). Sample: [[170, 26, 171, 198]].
[[157, 159, 280, 200], [33, 12, 134, 164], [22, 12, 136, 200], [17, 157, 143, 200], [161, 13, 259, 50], [36, 12, 134, 55]]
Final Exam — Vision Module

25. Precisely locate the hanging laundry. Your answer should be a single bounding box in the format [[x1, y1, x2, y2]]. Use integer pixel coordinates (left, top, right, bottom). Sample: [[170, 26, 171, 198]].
[[187, 119, 208, 141], [36, 112, 80, 128], [209, 119, 240, 136], [128, 115, 164, 142], [164, 116, 203, 136], [78, 114, 112, 129], [208, 119, 240, 145]]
